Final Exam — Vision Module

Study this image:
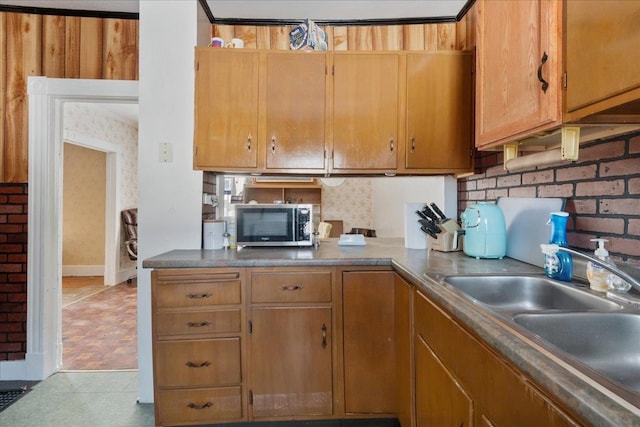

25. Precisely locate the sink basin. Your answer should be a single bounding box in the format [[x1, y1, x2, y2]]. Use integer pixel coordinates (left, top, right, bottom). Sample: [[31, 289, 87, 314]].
[[442, 275, 622, 313], [514, 312, 640, 393]]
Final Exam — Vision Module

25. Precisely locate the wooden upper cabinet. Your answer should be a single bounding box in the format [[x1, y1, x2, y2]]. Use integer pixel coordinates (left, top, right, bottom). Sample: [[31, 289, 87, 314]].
[[332, 53, 399, 171], [475, 0, 563, 148], [194, 48, 259, 169], [565, 1, 640, 121], [406, 52, 473, 171], [265, 52, 326, 171]]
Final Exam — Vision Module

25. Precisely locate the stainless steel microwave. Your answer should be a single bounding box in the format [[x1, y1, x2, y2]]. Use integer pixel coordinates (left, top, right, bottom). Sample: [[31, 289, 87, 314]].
[[235, 204, 313, 247]]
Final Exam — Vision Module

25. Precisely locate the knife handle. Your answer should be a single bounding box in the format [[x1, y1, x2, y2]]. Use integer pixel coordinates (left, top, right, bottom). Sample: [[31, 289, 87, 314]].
[[430, 203, 447, 220]]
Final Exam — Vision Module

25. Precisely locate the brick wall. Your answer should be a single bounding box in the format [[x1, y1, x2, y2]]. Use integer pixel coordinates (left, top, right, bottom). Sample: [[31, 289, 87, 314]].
[[0, 184, 28, 360], [458, 131, 640, 265]]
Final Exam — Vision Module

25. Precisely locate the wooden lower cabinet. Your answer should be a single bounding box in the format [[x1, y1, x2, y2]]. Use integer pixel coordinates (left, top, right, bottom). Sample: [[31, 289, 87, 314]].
[[343, 270, 396, 415], [414, 290, 583, 427], [248, 268, 336, 420], [151, 268, 247, 427]]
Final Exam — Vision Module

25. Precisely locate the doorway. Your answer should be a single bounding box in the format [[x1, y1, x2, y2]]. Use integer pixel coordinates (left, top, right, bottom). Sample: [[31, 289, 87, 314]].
[[23, 77, 138, 381]]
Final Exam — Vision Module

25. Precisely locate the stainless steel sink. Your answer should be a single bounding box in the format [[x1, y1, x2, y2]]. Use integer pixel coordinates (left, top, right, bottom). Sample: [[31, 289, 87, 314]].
[[514, 312, 640, 394], [442, 274, 622, 313]]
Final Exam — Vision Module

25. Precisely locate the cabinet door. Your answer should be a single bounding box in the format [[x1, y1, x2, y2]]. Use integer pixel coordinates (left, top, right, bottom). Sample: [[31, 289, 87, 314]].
[[194, 48, 259, 169], [475, 0, 562, 148], [343, 271, 395, 414], [415, 335, 473, 427], [406, 52, 473, 170], [332, 53, 399, 171], [565, 1, 640, 117], [265, 52, 326, 171], [395, 274, 415, 427], [250, 307, 333, 418]]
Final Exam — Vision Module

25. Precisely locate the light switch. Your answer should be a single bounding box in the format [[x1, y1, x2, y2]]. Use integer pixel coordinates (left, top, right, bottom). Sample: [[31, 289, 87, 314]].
[[159, 142, 173, 163]]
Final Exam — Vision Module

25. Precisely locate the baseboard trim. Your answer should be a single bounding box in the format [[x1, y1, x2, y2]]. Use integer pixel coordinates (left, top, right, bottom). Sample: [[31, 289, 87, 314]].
[[62, 265, 104, 277]]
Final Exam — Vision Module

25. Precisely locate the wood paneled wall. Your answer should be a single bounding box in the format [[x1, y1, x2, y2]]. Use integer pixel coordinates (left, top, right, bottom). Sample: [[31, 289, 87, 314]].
[[0, 12, 139, 183], [213, 14, 476, 52]]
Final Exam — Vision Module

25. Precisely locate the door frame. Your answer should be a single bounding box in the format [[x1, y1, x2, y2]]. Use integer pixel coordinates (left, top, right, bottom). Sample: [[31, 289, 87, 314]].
[[4, 77, 138, 381]]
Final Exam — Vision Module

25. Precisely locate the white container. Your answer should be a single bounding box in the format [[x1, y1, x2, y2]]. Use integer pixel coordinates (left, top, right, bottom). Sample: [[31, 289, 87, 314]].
[[404, 202, 428, 249], [203, 220, 226, 249]]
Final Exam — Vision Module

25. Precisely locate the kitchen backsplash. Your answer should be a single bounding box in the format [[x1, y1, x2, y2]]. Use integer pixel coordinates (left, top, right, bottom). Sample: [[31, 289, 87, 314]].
[[459, 131, 640, 265]]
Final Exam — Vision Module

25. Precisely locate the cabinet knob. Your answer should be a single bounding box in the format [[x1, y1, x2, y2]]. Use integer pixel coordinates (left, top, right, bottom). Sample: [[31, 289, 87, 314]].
[[281, 284, 304, 291], [187, 292, 211, 299], [186, 321, 211, 328], [537, 52, 549, 93], [389, 138, 395, 153], [410, 137, 416, 153], [247, 134, 253, 151], [271, 135, 277, 154]]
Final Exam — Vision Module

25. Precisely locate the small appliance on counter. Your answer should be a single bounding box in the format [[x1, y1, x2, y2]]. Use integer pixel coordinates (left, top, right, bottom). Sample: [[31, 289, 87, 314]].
[[459, 202, 507, 259], [235, 203, 313, 247]]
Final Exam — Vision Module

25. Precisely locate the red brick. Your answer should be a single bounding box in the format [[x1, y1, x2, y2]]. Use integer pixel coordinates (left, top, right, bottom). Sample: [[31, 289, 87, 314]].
[[0, 224, 23, 233], [7, 312, 26, 322], [7, 274, 26, 283], [486, 189, 509, 200], [508, 186, 536, 198], [7, 294, 26, 303], [468, 190, 486, 200], [460, 180, 477, 191], [574, 217, 625, 234], [1, 283, 24, 293], [476, 177, 496, 189], [579, 139, 625, 161], [522, 170, 554, 185], [555, 165, 597, 182], [7, 352, 26, 361], [0, 264, 22, 273], [0, 186, 25, 194], [0, 205, 22, 214], [537, 184, 574, 198], [628, 219, 640, 237], [600, 198, 640, 215], [567, 231, 597, 250], [608, 236, 640, 258], [575, 180, 624, 196], [8, 214, 27, 224], [8, 333, 26, 342], [600, 158, 640, 177], [7, 195, 27, 204], [565, 199, 596, 215], [0, 323, 22, 333], [0, 343, 23, 352], [7, 254, 26, 263], [497, 174, 521, 187], [630, 134, 640, 154]]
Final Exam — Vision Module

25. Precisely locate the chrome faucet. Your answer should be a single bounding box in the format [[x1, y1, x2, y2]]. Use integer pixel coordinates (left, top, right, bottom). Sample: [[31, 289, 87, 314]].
[[541, 244, 640, 293]]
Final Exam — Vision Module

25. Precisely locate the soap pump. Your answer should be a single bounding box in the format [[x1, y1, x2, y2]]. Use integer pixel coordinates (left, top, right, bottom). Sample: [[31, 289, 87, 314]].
[[587, 238, 631, 293]]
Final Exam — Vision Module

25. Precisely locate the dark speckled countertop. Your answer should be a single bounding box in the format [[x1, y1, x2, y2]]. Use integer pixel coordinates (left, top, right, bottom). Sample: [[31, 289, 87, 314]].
[[143, 238, 640, 426]]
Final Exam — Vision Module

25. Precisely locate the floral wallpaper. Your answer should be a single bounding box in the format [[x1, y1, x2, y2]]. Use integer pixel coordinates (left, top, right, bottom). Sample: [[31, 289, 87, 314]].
[[321, 178, 373, 232], [63, 103, 138, 273]]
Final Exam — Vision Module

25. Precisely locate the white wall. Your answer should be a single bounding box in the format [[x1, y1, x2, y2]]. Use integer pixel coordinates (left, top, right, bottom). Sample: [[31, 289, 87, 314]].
[[138, 0, 210, 403], [371, 176, 457, 237]]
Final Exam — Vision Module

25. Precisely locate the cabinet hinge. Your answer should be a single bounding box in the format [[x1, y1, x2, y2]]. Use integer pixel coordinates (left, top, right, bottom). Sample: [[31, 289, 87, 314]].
[[248, 320, 252, 334], [249, 390, 253, 405], [332, 65, 335, 76], [195, 61, 199, 72], [563, 72, 568, 89]]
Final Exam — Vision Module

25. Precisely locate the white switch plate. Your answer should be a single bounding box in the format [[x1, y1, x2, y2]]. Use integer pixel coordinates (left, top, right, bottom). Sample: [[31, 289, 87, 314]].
[[159, 142, 173, 163]]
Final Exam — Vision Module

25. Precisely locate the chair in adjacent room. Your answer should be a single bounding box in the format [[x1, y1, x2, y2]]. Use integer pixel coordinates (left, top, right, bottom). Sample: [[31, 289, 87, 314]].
[[121, 208, 138, 285]]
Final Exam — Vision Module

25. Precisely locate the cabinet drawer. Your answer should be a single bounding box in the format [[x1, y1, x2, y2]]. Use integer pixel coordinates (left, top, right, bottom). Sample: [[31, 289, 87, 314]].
[[155, 309, 241, 337], [156, 386, 242, 425], [155, 280, 241, 308], [155, 338, 241, 387], [251, 271, 332, 303]]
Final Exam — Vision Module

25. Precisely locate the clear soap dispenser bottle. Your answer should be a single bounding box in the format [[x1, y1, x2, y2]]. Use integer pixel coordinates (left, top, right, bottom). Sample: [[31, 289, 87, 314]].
[[587, 238, 631, 293]]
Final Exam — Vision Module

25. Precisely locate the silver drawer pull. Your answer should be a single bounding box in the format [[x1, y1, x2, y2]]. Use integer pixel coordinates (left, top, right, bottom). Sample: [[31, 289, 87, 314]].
[[188, 402, 213, 410], [281, 285, 304, 291], [186, 321, 211, 328], [185, 361, 211, 368], [187, 293, 211, 299]]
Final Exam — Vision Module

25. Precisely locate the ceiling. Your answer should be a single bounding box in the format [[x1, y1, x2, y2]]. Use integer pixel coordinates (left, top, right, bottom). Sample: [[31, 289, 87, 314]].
[[1, 0, 470, 22]]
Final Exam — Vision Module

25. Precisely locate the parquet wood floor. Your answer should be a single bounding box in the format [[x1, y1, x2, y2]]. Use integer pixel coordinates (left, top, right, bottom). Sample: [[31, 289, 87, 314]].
[[61, 277, 137, 371]]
